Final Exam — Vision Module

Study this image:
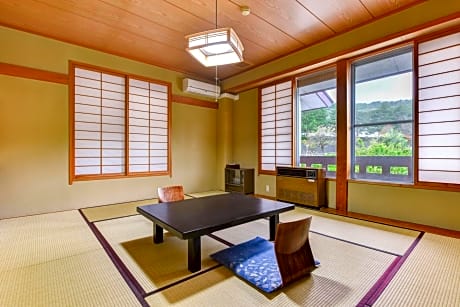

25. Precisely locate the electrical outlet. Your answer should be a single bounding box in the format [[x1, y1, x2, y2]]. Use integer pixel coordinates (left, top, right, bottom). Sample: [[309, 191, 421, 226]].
[[265, 185, 270, 192]]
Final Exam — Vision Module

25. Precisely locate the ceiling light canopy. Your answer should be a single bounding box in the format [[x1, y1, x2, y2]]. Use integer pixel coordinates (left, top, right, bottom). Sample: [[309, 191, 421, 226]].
[[186, 27, 244, 67]]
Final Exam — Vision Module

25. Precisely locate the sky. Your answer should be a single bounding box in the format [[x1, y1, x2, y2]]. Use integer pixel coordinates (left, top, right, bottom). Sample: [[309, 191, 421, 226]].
[[355, 72, 413, 104]]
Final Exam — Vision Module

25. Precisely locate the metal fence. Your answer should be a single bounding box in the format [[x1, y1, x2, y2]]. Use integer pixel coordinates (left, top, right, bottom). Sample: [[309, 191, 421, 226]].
[[299, 155, 412, 182]]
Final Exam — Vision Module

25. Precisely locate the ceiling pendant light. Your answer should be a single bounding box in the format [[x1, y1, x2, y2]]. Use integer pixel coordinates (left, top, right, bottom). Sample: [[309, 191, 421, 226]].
[[185, 0, 244, 67]]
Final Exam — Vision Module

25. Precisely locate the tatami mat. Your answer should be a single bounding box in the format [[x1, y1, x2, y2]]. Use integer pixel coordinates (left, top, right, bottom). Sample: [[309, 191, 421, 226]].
[[145, 232, 396, 306], [213, 207, 418, 256], [0, 211, 101, 271], [186, 190, 228, 198], [374, 233, 460, 307], [0, 211, 139, 307], [282, 207, 419, 255], [81, 198, 158, 222], [95, 215, 228, 293]]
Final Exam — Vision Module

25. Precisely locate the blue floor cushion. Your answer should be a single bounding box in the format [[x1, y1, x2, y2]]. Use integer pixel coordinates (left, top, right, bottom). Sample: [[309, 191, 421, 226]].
[[211, 237, 283, 293]]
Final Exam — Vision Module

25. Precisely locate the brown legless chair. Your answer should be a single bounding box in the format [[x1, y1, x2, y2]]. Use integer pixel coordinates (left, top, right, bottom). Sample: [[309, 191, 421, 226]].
[[157, 185, 185, 203], [274, 216, 316, 286]]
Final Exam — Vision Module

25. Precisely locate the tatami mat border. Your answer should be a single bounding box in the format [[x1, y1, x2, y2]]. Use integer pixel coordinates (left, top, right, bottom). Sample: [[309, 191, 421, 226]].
[[78, 209, 149, 307], [357, 232, 425, 306]]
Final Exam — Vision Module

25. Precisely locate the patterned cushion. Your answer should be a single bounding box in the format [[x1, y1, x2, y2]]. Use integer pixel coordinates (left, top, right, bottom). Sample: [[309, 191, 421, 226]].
[[211, 237, 283, 293]]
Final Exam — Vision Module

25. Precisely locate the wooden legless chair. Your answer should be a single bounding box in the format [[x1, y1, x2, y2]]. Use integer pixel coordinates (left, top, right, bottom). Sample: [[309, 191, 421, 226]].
[[157, 185, 185, 203], [274, 216, 316, 286]]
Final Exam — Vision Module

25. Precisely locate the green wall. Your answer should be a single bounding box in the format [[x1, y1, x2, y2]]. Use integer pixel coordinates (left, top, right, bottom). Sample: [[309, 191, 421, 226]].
[[0, 26, 218, 218]]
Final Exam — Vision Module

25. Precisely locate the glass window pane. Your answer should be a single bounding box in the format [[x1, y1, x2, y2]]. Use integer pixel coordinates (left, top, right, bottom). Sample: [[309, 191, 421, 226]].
[[351, 47, 414, 183], [296, 68, 337, 178]]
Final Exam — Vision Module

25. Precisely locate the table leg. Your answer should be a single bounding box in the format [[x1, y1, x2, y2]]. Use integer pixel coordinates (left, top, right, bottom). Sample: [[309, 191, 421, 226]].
[[153, 223, 163, 243], [188, 237, 201, 273], [269, 214, 279, 241]]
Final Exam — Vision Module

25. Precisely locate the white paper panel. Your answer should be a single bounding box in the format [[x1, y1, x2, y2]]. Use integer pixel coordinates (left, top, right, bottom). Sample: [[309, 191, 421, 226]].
[[419, 134, 460, 146], [130, 157, 149, 165], [102, 115, 124, 125], [276, 157, 291, 165], [76, 149, 100, 157], [75, 77, 100, 88], [129, 79, 149, 89], [75, 68, 101, 80], [419, 146, 460, 159], [418, 58, 459, 77], [277, 112, 292, 120], [102, 107, 124, 117], [102, 149, 124, 157], [276, 81, 291, 91], [262, 156, 275, 164], [129, 94, 149, 104], [150, 164, 167, 171], [419, 121, 460, 135], [419, 109, 460, 124], [419, 83, 460, 100], [150, 142, 168, 150], [102, 140, 123, 149], [262, 135, 276, 143], [150, 113, 167, 121], [102, 157, 124, 165], [262, 142, 275, 150], [419, 96, 460, 111], [75, 140, 100, 148], [277, 96, 292, 105], [76, 166, 100, 175], [419, 71, 460, 89], [102, 165, 124, 173], [150, 149, 167, 157], [261, 128, 275, 136], [262, 98, 275, 108], [419, 170, 460, 184], [130, 165, 149, 172], [130, 102, 149, 112], [75, 131, 101, 140], [102, 82, 124, 93], [129, 149, 147, 157], [418, 45, 460, 66], [102, 73, 124, 85], [102, 132, 125, 141], [75, 95, 100, 106], [102, 98, 124, 109], [129, 86, 149, 97], [276, 134, 291, 142], [261, 85, 275, 95], [102, 90, 124, 101], [102, 124, 124, 134], [261, 163, 276, 171], [150, 127, 167, 136], [262, 114, 275, 123], [150, 97, 168, 107], [150, 105, 167, 114], [75, 157, 99, 166], [129, 133, 149, 142], [129, 143, 149, 151], [276, 126, 291, 135], [150, 91, 167, 100], [130, 117, 149, 127], [75, 86, 100, 97], [75, 104, 101, 115], [149, 83, 167, 93], [418, 33, 460, 53], [150, 157, 168, 164], [262, 92, 275, 102], [276, 88, 291, 98], [276, 103, 291, 113], [419, 158, 460, 171], [129, 110, 149, 119]]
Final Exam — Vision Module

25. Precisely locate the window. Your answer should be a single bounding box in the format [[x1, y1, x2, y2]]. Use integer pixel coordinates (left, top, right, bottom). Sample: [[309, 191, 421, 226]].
[[259, 80, 293, 174], [351, 47, 414, 183], [417, 32, 460, 185], [70, 63, 170, 182], [296, 68, 337, 177]]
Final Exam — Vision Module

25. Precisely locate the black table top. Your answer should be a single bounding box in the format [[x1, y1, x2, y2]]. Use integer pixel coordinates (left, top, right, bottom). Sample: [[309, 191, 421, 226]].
[[137, 193, 294, 239]]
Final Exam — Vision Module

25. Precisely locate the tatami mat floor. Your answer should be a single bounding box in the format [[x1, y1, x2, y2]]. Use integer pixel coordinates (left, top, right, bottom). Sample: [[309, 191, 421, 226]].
[[1, 191, 459, 306]]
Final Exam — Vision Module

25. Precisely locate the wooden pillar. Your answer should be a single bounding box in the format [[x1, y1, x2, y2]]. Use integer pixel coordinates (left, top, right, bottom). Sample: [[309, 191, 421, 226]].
[[216, 98, 233, 190], [335, 59, 350, 212]]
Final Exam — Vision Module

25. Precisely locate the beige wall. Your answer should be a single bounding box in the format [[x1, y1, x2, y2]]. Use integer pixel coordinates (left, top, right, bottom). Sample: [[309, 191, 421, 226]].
[[0, 27, 218, 218]]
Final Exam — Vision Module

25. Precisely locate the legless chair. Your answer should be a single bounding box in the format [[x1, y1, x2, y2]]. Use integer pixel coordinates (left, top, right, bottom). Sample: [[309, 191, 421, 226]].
[[211, 216, 318, 293], [157, 185, 184, 203], [274, 216, 316, 286]]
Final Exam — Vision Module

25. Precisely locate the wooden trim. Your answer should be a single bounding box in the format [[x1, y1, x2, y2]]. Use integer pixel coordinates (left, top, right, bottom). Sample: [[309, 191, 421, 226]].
[[171, 94, 218, 109], [335, 60, 350, 212], [68, 62, 76, 185], [0, 62, 68, 84], [322, 208, 460, 239], [224, 14, 460, 94], [348, 179, 460, 192]]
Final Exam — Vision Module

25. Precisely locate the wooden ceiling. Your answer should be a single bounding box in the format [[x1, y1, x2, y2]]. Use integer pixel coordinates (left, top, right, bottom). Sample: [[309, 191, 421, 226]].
[[0, 0, 424, 82]]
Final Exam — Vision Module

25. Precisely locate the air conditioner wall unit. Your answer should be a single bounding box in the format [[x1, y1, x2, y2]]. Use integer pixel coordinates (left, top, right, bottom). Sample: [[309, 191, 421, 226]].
[[182, 78, 220, 98]]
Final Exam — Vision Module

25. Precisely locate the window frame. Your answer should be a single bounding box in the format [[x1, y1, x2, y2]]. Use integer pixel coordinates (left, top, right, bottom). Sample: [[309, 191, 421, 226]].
[[69, 61, 172, 184]]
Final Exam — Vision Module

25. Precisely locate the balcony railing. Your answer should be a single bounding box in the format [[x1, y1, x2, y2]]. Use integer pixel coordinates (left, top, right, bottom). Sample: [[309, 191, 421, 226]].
[[299, 155, 412, 182]]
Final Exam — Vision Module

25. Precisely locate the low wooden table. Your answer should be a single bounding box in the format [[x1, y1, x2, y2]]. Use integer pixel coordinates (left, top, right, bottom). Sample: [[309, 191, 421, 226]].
[[137, 193, 294, 272]]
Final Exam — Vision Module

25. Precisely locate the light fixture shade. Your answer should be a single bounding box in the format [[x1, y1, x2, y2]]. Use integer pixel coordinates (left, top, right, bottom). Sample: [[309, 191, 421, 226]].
[[186, 27, 244, 67]]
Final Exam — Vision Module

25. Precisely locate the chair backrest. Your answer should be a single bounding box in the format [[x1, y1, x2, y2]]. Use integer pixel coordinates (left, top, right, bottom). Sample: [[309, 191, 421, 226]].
[[157, 185, 185, 203], [274, 217, 316, 286]]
